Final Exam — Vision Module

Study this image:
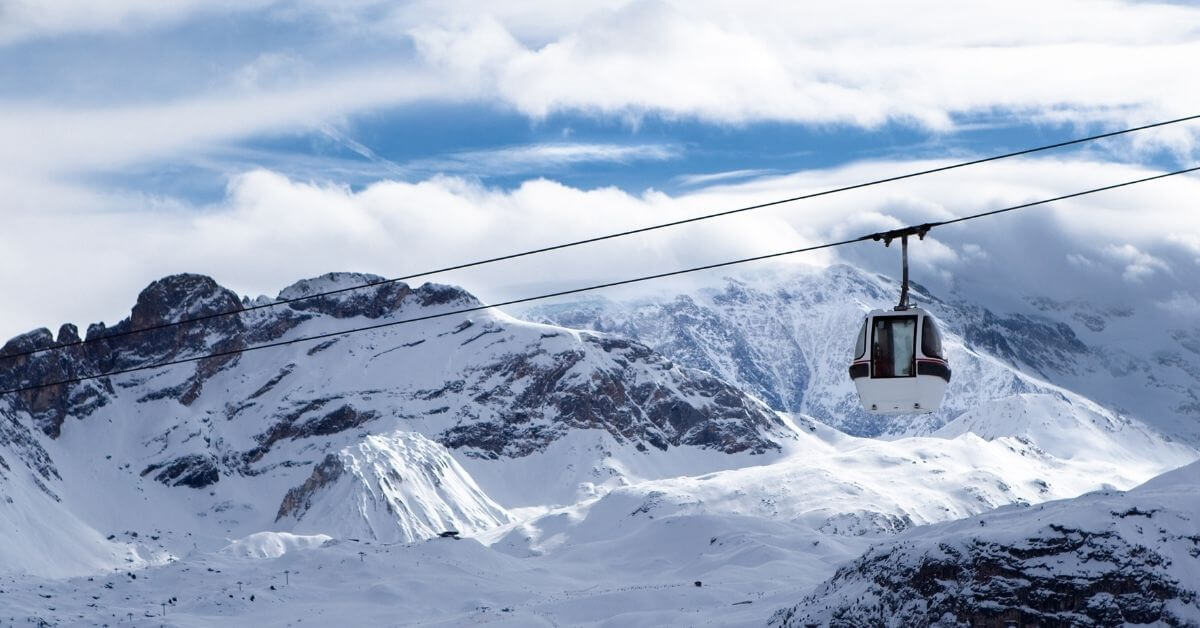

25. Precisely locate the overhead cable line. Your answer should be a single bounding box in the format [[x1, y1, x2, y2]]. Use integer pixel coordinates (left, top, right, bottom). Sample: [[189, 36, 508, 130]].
[[3, 164, 1196, 396], [5, 113, 1200, 363]]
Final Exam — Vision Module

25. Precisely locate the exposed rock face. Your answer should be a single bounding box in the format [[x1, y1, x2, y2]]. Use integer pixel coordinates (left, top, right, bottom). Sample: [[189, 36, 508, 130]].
[[0, 328, 102, 439], [140, 454, 220, 489], [0, 402, 59, 488], [129, 274, 243, 331], [0, 274, 246, 437], [276, 273, 480, 320], [256, 403, 381, 457], [439, 334, 783, 458], [280, 273, 408, 319], [532, 291, 812, 415], [771, 461, 1200, 628], [956, 307, 1089, 379], [818, 511, 914, 537], [276, 454, 344, 521]]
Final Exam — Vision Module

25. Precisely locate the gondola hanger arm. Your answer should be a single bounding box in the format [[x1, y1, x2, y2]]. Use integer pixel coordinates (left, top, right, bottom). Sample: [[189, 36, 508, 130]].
[[866, 223, 935, 247]]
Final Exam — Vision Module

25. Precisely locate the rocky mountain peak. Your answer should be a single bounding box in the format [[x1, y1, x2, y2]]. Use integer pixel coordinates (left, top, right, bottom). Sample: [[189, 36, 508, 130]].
[[275, 272, 479, 319], [277, 272, 387, 301], [0, 327, 55, 357], [56, 324, 80, 345], [413, 282, 479, 308], [130, 273, 242, 329]]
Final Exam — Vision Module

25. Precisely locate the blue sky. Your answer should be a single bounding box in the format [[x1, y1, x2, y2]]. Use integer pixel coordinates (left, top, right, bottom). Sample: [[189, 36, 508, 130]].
[[94, 108, 1133, 202], [1, 1, 1199, 339], [104, 107, 1180, 203]]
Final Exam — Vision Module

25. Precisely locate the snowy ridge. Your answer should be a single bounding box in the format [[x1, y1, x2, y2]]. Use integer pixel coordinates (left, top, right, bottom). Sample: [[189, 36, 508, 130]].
[[932, 392, 1194, 468], [772, 461, 1200, 627], [281, 430, 512, 543]]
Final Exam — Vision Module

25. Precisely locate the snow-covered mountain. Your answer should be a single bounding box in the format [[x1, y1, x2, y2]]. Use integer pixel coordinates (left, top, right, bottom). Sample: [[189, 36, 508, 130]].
[[0, 268, 1195, 626], [0, 272, 787, 576], [771, 459, 1200, 627], [525, 263, 1200, 444]]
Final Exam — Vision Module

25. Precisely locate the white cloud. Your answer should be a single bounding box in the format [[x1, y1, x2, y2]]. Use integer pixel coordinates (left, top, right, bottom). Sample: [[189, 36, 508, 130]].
[[432, 142, 679, 174], [233, 52, 311, 91], [1067, 253, 1097, 270], [960, 243, 988, 262], [397, 0, 1200, 136], [0, 65, 456, 184], [4, 0, 1200, 187], [1167, 233, 1200, 265], [1104, 243, 1171, 282], [1155, 291, 1200, 317], [0, 0, 275, 44], [675, 169, 778, 187], [249, 135, 679, 180], [4, 156, 1199, 341]]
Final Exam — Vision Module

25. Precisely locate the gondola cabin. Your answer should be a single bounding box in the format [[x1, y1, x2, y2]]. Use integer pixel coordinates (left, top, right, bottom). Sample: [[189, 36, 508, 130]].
[[848, 307, 950, 413]]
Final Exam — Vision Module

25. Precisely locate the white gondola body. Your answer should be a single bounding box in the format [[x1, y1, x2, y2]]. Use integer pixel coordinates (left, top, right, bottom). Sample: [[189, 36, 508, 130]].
[[848, 307, 950, 414]]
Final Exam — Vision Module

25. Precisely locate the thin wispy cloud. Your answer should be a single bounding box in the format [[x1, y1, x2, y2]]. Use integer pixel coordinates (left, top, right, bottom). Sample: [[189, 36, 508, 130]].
[[318, 124, 409, 178], [0, 0, 275, 45], [674, 169, 777, 187], [429, 143, 680, 175]]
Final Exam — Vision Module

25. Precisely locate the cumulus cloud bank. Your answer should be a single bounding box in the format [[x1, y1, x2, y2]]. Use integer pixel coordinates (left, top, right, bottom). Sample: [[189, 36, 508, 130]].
[[404, 0, 1200, 130], [3, 157, 1197, 340]]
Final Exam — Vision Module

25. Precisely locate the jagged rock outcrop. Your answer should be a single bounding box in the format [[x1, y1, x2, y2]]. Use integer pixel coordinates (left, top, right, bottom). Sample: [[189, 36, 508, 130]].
[[276, 272, 477, 319], [0, 402, 59, 488], [276, 453, 344, 521], [0, 273, 247, 436], [140, 454, 220, 489]]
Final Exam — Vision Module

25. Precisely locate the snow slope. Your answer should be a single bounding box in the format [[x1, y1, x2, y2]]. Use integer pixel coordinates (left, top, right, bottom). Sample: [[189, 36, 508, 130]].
[[2, 408, 1191, 625]]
